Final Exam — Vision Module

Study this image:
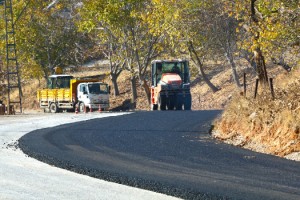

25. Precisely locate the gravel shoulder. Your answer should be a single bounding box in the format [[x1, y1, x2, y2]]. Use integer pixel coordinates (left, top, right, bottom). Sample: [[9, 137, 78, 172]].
[[0, 112, 179, 200]]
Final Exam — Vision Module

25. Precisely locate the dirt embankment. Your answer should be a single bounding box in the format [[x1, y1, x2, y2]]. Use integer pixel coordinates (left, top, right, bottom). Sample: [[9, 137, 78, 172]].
[[212, 67, 300, 161]]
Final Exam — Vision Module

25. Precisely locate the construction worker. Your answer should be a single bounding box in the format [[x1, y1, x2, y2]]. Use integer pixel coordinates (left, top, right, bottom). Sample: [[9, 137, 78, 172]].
[[171, 63, 181, 74]]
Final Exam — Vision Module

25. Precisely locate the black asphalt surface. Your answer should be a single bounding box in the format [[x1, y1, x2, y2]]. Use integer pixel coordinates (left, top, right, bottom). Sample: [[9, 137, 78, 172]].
[[19, 111, 300, 200]]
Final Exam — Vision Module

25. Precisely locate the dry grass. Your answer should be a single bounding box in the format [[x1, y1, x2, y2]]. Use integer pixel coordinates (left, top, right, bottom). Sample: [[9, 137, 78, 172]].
[[213, 67, 300, 158]]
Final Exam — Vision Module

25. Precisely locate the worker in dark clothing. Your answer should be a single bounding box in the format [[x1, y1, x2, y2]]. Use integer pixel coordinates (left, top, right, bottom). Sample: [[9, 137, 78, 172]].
[[172, 63, 181, 74]]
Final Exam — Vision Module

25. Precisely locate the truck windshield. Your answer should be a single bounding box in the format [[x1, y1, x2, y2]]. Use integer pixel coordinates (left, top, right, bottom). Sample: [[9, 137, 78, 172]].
[[162, 62, 183, 75], [47, 76, 73, 89], [161, 62, 190, 83], [88, 83, 108, 94]]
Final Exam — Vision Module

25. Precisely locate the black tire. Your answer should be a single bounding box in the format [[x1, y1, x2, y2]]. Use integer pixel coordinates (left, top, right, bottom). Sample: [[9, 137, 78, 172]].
[[167, 95, 175, 110], [151, 104, 158, 111], [67, 108, 75, 113], [176, 94, 183, 110], [184, 94, 192, 110], [50, 103, 58, 113], [79, 102, 85, 113], [158, 94, 167, 110], [68, 104, 76, 113]]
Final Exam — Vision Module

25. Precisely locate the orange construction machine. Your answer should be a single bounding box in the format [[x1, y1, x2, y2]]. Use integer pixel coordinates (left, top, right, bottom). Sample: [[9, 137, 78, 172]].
[[150, 59, 191, 110]]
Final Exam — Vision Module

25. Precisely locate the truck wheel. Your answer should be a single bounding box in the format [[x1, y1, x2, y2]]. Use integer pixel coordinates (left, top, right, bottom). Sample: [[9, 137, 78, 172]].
[[67, 108, 75, 113], [50, 103, 58, 113], [184, 94, 192, 110], [79, 102, 85, 113], [151, 104, 158, 111], [167, 95, 175, 110], [158, 95, 166, 110], [176, 95, 183, 110]]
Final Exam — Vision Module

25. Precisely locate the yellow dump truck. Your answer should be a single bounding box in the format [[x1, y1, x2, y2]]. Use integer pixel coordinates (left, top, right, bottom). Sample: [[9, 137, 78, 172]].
[[37, 74, 110, 113]]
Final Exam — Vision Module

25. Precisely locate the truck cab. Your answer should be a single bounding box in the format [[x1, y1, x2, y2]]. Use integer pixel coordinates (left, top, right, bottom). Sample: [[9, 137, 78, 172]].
[[151, 59, 191, 110], [77, 82, 110, 112]]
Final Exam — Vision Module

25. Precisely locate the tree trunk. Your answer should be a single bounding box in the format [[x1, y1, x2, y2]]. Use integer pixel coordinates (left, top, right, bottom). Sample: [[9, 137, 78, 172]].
[[188, 41, 219, 92], [130, 29, 152, 106], [141, 79, 151, 104], [225, 53, 241, 87], [131, 75, 138, 104], [41, 62, 49, 81], [251, 0, 268, 86], [110, 74, 119, 96], [254, 48, 268, 86], [240, 50, 257, 72]]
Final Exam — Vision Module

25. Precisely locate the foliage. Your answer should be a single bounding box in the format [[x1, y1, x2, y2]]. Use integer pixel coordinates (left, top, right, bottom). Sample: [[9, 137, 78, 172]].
[[0, 0, 98, 80], [224, 0, 299, 59], [0, 0, 299, 93], [78, 0, 169, 102]]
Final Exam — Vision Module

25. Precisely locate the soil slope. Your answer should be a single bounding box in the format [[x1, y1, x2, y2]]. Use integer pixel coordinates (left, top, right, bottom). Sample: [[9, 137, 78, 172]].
[[213, 67, 300, 161]]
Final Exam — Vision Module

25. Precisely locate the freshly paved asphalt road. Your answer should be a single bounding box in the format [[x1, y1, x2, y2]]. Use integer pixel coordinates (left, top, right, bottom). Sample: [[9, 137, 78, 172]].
[[19, 111, 300, 200]]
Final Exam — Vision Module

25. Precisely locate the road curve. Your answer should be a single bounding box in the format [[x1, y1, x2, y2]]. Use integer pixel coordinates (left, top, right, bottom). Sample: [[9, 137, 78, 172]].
[[19, 111, 300, 200]]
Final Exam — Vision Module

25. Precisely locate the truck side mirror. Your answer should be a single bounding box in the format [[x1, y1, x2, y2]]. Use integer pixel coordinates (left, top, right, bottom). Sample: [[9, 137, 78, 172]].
[[108, 86, 111, 94]]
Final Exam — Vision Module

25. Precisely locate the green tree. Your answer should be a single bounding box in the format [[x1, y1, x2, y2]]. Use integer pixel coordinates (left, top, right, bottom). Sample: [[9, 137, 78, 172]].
[[78, 0, 127, 97], [79, 0, 165, 104], [225, 0, 300, 85], [149, 0, 220, 92], [14, 0, 95, 80]]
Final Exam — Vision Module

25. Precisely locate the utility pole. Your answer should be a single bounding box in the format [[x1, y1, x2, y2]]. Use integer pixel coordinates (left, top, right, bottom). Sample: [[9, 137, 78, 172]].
[[0, 0, 22, 114], [0, 56, 5, 104], [0, 0, 5, 107]]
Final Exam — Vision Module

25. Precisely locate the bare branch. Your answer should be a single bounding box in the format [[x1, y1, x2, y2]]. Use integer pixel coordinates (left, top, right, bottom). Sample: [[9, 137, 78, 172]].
[[45, 0, 59, 10]]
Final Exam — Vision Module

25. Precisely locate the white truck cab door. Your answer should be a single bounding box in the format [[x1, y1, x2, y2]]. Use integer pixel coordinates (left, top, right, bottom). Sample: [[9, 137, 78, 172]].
[[77, 84, 88, 102]]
